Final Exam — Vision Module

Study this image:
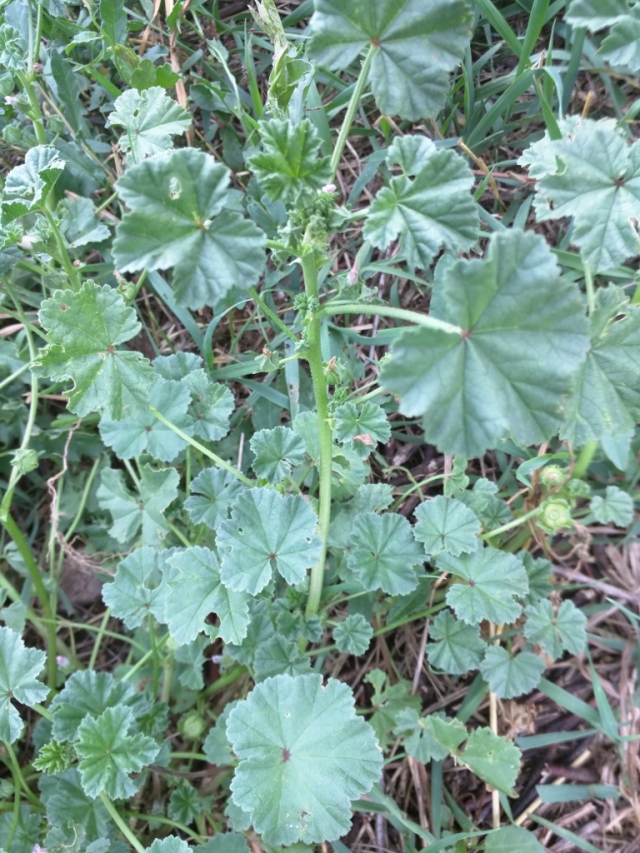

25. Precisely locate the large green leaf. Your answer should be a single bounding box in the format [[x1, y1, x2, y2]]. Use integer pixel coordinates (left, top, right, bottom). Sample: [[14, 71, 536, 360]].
[[250, 426, 306, 482], [308, 0, 473, 121], [0, 627, 48, 744], [520, 118, 640, 272], [249, 119, 331, 202], [524, 599, 587, 660], [106, 87, 191, 163], [439, 546, 528, 625], [184, 468, 243, 529], [567, 0, 640, 72], [102, 546, 178, 630], [380, 229, 590, 457], [218, 488, 321, 595], [97, 464, 179, 546], [413, 495, 481, 557], [461, 728, 521, 797], [479, 647, 545, 699], [562, 287, 640, 445], [333, 613, 373, 655], [164, 547, 251, 645], [346, 511, 424, 595], [227, 674, 383, 846], [425, 609, 486, 675], [363, 135, 478, 270], [590, 485, 635, 526], [76, 706, 159, 799], [50, 670, 135, 742], [99, 378, 193, 461], [37, 282, 154, 419], [1, 145, 65, 221], [113, 149, 266, 309]]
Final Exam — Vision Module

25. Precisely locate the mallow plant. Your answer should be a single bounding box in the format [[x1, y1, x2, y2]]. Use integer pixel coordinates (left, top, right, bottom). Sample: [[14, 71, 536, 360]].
[[0, 0, 638, 851]]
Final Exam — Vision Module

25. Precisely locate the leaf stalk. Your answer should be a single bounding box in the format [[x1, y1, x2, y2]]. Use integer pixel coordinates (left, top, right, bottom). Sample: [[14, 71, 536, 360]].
[[330, 45, 377, 177], [318, 302, 464, 336]]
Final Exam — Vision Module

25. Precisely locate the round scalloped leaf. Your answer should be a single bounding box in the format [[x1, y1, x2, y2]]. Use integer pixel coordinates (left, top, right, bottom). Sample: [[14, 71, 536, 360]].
[[479, 647, 545, 699], [218, 488, 321, 595], [37, 282, 154, 419], [414, 495, 481, 557], [50, 670, 135, 742], [253, 634, 313, 682], [0, 627, 48, 744], [76, 706, 159, 800], [308, 0, 472, 121], [485, 825, 545, 853], [426, 609, 486, 675], [461, 727, 521, 797], [227, 674, 383, 846], [146, 839, 192, 853], [102, 546, 177, 629], [364, 136, 479, 271], [524, 599, 587, 660], [379, 229, 590, 457], [2, 145, 65, 221], [113, 149, 266, 309], [250, 426, 306, 482], [346, 511, 424, 595], [184, 468, 244, 529], [590, 485, 634, 527], [333, 613, 373, 655], [165, 547, 251, 646], [106, 86, 191, 163], [439, 546, 528, 626]]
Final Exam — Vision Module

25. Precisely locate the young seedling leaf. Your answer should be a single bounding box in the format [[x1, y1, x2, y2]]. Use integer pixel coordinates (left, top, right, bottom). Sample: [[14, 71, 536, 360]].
[[106, 86, 191, 163], [308, 0, 473, 120], [253, 634, 313, 681], [426, 609, 487, 675], [414, 495, 481, 557], [76, 706, 159, 799], [1, 145, 65, 221], [0, 24, 27, 71], [181, 372, 234, 442], [250, 426, 306, 482], [249, 119, 331, 202], [346, 511, 424, 595], [164, 547, 251, 645], [0, 627, 47, 744], [184, 468, 244, 529], [113, 149, 266, 309], [99, 378, 193, 461], [439, 546, 528, 625], [97, 464, 179, 546], [363, 135, 479, 271], [393, 708, 449, 763], [461, 728, 521, 797], [524, 599, 587, 659], [227, 673, 383, 846], [590, 485, 634, 526], [102, 545, 178, 629], [218, 488, 321, 595], [380, 229, 590, 457], [168, 782, 202, 826], [333, 613, 373, 655], [520, 118, 640, 272], [38, 282, 154, 419], [479, 647, 545, 699], [50, 670, 135, 742], [333, 402, 391, 453]]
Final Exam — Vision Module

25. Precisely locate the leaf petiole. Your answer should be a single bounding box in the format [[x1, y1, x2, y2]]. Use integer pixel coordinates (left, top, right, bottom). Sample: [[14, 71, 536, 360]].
[[330, 44, 377, 177], [317, 302, 464, 336]]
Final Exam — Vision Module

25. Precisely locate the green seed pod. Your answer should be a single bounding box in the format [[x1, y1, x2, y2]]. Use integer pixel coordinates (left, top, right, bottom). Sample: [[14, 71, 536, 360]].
[[539, 499, 573, 534], [179, 711, 207, 741], [540, 464, 565, 487]]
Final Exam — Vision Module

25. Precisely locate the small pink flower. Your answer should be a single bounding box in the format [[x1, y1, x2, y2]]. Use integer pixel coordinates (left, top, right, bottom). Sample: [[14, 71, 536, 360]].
[[347, 264, 359, 286], [56, 655, 69, 667]]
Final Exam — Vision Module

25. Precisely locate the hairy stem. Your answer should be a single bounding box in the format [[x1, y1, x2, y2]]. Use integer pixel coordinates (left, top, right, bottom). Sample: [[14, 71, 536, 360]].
[[330, 45, 377, 177], [318, 302, 463, 336], [301, 252, 333, 619]]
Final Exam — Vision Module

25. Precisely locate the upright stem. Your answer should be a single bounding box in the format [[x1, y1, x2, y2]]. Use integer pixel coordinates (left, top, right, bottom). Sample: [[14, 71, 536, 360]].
[[330, 45, 377, 177], [301, 253, 333, 619]]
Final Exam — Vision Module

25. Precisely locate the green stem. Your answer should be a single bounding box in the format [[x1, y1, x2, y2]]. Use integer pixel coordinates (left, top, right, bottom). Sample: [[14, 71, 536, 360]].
[[149, 408, 254, 487], [249, 287, 298, 343], [100, 793, 146, 853], [301, 253, 333, 619], [42, 207, 81, 290], [4, 744, 40, 808], [17, 71, 46, 145], [121, 633, 170, 683], [0, 512, 57, 688], [480, 505, 543, 540], [202, 666, 247, 698], [0, 360, 32, 393], [572, 440, 598, 480], [88, 608, 110, 670], [318, 302, 463, 336], [584, 260, 595, 315], [330, 45, 377, 177]]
